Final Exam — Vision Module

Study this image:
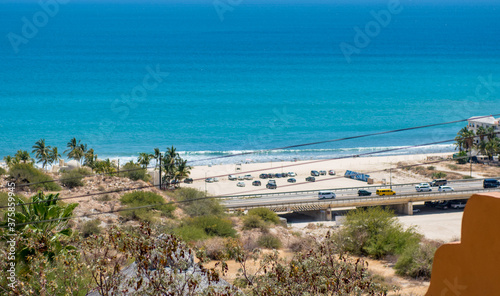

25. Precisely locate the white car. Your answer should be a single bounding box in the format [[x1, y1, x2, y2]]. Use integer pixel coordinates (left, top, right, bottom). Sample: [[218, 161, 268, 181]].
[[438, 186, 454, 192], [237, 182, 245, 187], [450, 201, 466, 209], [318, 191, 336, 199], [213, 177, 219, 182], [237, 176, 245, 180], [287, 172, 296, 177], [244, 174, 253, 180], [415, 183, 432, 192], [205, 178, 214, 183], [228, 175, 237, 181]]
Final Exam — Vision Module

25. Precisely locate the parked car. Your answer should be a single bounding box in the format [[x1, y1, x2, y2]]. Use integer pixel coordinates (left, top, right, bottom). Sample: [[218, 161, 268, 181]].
[[238, 176, 244, 180], [287, 172, 296, 177], [425, 201, 438, 207], [259, 173, 268, 179], [431, 179, 447, 187], [318, 191, 336, 199], [450, 200, 467, 209], [266, 180, 277, 189], [328, 170, 336, 176], [281, 172, 289, 177], [435, 201, 450, 209], [311, 170, 320, 176], [244, 174, 253, 180], [228, 175, 237, 181], [306, 176, 316, 182], [205, 178, 214, 183], [438, 185, 454, 192], [358, 189, 372, 196], [237, 182, 245, 187], [483, 178, 500, 188], [413, 208, 421, 213], [287, 178, 296, 183], [213, 177, 219, 182], [184, 178, 193, 184], [275, 173, 283, 178], [252, 180, 261, 186], [319, 170, 327, 176], [415, 183, 432, 192]]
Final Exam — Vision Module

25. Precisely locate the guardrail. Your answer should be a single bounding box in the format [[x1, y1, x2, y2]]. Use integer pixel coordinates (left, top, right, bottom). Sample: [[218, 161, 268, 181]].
[[225, 188, 500, 211], [220, 177, 497, 199]]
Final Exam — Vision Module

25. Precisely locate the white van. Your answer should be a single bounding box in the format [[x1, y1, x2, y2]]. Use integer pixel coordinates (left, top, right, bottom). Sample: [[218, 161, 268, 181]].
[[318, 191, 336, 199]]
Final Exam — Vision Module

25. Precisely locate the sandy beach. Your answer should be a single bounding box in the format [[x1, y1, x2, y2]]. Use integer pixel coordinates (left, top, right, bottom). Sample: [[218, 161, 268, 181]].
[[184, 152, 453, 196]]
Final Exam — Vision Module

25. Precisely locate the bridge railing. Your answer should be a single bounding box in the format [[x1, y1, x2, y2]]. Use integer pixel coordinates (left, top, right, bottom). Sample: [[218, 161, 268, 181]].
[[220, 177, 494, 199], [225, 188, 499, 210]]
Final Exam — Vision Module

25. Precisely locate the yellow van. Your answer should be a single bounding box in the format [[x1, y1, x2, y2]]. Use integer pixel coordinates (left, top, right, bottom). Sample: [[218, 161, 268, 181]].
[[376, 189, 396, 196]]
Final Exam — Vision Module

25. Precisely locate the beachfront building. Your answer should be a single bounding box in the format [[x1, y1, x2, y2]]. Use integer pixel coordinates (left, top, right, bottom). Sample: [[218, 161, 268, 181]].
[[467, 115, 500, 145]]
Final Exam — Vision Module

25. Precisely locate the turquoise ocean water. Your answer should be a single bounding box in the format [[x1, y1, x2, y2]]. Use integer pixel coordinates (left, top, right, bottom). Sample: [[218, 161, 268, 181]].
[[1, 1, 499, 165]]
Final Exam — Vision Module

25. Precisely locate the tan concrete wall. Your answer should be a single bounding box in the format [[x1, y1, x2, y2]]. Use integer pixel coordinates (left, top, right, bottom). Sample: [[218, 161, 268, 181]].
[[426, 192, 500, 295]]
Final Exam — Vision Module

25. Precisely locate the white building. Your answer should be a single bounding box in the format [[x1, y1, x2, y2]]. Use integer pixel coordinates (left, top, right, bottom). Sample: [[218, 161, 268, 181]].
[[467, 115, 500, 145]]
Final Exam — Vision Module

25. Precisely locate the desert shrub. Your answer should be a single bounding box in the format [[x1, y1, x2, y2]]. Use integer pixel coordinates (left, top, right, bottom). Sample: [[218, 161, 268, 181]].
[[120, 161, 151, 182], [242, 214, 267, 230], [95, 194, 112, 202], [196, 237, 226, 260], [289, 236, 315, 253], [395, 240, 441, 279], [258, 234, 282, 249], [60, 169, 86, 188], [173, 225, 208, 242], [120, 191, 175, 222], [340, 207, 421, 258], [0, 167, 6, 175], [427, 166, 435, 170], [432, 171, 447, 179], [462, 175, 474, 179], [97, 185, 105, 191], [8, 163, 61, 191], [447, 164, 459, 170], [248, 208, 280, 224], [189, 215, 236, 238], [174, 188, 225, 217], [80, 219, 102, 238]]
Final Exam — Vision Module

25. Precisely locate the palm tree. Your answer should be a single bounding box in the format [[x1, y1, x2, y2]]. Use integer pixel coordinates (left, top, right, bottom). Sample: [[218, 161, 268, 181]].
[[65, 138, 87, 163], [455, 127, 475, 152], [15, 150, 32, 164], [476, 126, 487, 142], [84, 148, 97, 170], [137, 152, 153, 168], [153, 148, 161, 169], [64, 138, 79, 155], [32, 139, 51, 169], [49, 147, 62, 166], [486, 126, 497, 141], [485, 138, 500, 161], [173, 159, 191, 186], [3, 155, 17, 167]]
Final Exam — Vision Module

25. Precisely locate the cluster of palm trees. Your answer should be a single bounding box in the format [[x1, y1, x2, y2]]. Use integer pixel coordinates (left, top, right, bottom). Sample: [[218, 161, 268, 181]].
[[455, 126, 500, 161], [2, 138, 91, 170], [135, 146, 191, 187]]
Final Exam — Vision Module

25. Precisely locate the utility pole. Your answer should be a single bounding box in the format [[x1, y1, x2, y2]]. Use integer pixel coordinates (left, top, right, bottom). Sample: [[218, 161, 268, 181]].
[[159, 154, 162, 190], [469, 149, 472, 178], [389, 167, 392, 189]]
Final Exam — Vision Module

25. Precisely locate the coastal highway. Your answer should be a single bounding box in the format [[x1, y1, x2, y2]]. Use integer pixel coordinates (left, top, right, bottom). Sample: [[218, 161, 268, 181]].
[[222, 180, 489, 208]]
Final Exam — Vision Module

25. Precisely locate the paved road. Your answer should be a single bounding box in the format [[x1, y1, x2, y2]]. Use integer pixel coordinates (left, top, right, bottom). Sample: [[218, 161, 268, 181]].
[[223, 180, 486, 208]]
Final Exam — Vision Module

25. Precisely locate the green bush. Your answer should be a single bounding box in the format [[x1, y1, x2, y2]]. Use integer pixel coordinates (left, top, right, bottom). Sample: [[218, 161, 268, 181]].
[[248, 208, 280, 224], [0, 167, 6, 175], [455, 151, 468, 164], [0, 192, 26, 219], [242, 214, 267, 230], [188, 215, 236, 238], [257, 234, 282, 249], [79, 219, 102, 238], [120, 191, 175, 222], [120, 161, 151, 182], [173, 225, 208, 242], [8, 163, 61, 191], [174, 188, 225, 217], [432, 171, 447, 179], [340, 207, 421, 258], [427, 166, 435, 170], [60, 170, 86, 188], [395, 241, 440, 279]]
